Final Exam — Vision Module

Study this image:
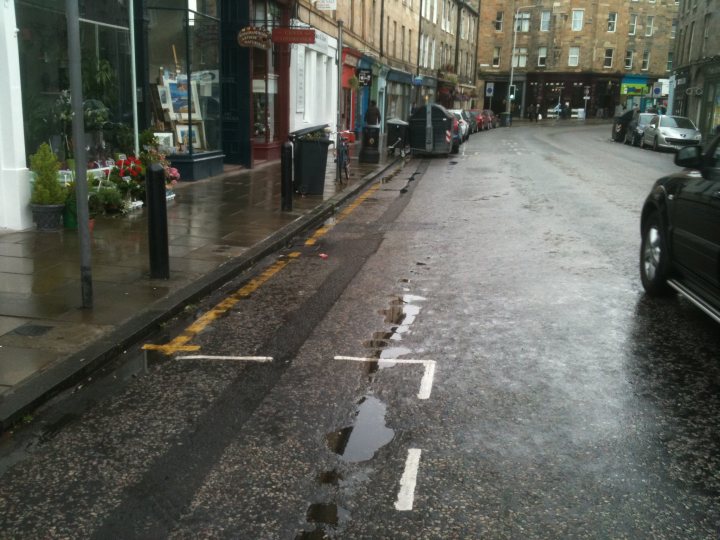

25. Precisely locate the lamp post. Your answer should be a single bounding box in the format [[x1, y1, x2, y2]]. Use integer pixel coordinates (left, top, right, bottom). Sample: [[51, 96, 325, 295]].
[[506, 6, 533, 117]]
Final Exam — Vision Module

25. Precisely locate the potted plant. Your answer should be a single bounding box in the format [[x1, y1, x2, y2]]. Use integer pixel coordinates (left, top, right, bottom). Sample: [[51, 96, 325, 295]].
[[29, 143, 66, 231]]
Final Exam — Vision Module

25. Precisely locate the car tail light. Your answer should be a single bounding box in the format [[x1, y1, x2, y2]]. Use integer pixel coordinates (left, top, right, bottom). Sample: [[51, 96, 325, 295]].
[[453, 118, 459, 131]]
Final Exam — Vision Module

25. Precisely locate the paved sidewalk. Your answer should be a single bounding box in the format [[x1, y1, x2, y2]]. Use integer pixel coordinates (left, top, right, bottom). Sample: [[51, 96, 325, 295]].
[[0, 148, 398, 428]]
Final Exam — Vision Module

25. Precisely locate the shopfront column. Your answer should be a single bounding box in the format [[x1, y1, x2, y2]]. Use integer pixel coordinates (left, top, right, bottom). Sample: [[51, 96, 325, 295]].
[[0, 1, 31, 230]]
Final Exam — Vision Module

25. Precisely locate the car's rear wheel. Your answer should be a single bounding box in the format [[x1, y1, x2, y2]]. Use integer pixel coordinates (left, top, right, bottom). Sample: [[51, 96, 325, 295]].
[[640, 211, 673, 296]]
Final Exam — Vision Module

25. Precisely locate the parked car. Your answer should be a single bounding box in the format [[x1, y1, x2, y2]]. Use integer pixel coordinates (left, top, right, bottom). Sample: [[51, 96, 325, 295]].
[[639, 134, 720, 323], [469, 110, 485, 132], [482, 109, 498, 129], [449, 109, 469, 141], [624, 112, 654, 146], [640, 114, 702, 151], [611, 107, 636, 142]]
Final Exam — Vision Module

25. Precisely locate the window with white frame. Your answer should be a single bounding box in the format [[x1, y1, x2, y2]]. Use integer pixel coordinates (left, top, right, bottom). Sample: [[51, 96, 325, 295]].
[[538, 46, 547, 66], [431, 38, 436, 68], [629, 14, 637, 35], [671, 18, 677, 38], [568, 46, 580, 66], [571, 10, 583, 31], [646, 16, 654, 36], [516, 11, 530, 32], [540, 11, 551, 31], [642, 49, 650, 70], [667, 51, 673, 71], [492, 46, 501, 67], [608, 12, 617, 32], [625, 50, 634, 69], [512, 47, 528, 67], [495, 11, 503, 31], [432, 0, 438, 24], [604, 48, 614, 68]]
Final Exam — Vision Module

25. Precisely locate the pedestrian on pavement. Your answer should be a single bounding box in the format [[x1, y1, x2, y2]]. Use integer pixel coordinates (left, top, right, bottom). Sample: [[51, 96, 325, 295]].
[[365, 100, 381, 126], [527, 103, 536, 122]]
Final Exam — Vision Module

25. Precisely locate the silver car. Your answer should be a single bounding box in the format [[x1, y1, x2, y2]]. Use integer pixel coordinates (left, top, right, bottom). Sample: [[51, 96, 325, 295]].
[[641, 114, 702, 151]]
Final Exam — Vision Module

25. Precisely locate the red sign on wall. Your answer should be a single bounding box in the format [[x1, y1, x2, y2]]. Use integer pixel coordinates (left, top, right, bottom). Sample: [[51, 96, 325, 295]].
[[271, 28, 316, 44]]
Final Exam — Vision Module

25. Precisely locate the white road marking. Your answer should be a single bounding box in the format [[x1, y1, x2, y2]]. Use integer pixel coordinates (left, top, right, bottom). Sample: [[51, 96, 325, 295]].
[[175, 355, 273, 362], [395, 448, 422, 511], [333, 356, 437, 399]]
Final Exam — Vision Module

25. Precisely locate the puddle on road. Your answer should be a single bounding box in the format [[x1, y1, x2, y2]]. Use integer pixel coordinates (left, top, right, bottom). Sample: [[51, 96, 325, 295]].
[[368, 295, 426, 362], [326, 395, 394, 462], [317, 470, 342, 485], [295, 503, 350, 540]]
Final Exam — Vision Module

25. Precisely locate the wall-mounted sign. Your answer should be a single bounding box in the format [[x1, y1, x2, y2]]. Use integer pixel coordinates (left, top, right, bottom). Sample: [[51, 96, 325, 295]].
[[357, 69, 372, 86], [272, 28, 316, 44], [237, 27, 271, 49], [315, 0, 337, 10]]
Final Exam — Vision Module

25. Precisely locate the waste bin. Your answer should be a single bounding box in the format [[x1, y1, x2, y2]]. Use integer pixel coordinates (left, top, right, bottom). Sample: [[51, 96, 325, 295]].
[[408, 103, 454, 155], [294, 137, 333, 195], [499, 112, 512, 127], [386, 118, 409, 155], [359, 126, 381, 163]]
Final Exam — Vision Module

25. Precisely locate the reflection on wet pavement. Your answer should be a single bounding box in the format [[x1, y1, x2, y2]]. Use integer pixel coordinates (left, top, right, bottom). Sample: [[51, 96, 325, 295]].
[[326, 395, 394, 462]]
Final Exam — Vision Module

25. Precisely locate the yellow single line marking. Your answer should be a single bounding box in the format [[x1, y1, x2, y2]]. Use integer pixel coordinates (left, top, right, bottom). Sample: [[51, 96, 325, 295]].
[[305, 183, 382, 246], [143, 252, 301, 355]]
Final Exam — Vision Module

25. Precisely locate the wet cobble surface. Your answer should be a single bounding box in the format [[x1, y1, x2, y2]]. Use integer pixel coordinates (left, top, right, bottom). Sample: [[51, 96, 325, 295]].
[[1, 124, 720, 538]]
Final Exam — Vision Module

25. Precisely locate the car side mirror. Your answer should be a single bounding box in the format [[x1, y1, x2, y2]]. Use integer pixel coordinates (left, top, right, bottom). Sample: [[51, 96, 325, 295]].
[[674, 145, 703, 169]]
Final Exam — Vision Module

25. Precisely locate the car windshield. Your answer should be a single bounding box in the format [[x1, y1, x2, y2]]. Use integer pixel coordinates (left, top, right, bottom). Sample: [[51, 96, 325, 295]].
[[638, 113, 653, 126], [659, 116, 696, 129]]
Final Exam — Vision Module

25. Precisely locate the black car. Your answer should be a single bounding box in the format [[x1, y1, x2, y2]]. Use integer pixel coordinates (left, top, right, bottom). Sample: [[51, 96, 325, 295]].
[[624, 112, 654, 146], [611, 107, 637, 142], [639, 134, 720, 323]]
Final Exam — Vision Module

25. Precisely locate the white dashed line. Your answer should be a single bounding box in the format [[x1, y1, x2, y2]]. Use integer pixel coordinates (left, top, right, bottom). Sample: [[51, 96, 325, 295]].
[[175, 355, 273, 362], [333, 356, 437, 399], [395, 448, 422, 511]]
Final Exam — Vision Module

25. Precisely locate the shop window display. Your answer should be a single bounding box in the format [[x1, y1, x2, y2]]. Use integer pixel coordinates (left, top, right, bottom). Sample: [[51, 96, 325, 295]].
[[147, 5, 220, 156], [16, 0, 133, 165]]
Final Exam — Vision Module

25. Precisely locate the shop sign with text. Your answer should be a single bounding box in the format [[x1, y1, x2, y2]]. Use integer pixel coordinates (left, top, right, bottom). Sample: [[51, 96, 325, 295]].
[[237, 27, 271, 49]]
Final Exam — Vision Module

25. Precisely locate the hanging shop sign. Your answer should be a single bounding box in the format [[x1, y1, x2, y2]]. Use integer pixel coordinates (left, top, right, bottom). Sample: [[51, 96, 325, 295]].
[[357, 69, 372, 86], [272, 28, 316, 44], [237, 27, 271, 49]]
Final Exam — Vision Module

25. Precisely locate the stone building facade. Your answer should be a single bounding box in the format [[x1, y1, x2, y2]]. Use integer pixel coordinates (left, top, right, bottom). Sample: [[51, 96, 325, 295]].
[[476, 0, 678, 119], [672, 0, 720, 136]]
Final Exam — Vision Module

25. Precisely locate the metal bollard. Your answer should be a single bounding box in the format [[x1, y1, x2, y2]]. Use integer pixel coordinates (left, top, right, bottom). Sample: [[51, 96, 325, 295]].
[[146, 162, 169, 279], [281, 141, 293, 211]]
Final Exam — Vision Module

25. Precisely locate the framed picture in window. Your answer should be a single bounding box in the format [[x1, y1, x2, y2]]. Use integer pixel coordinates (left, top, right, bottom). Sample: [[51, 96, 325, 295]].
[[175, 122, 205, 150], [166, 79, 202, 121], [154, 132, 174, 152]]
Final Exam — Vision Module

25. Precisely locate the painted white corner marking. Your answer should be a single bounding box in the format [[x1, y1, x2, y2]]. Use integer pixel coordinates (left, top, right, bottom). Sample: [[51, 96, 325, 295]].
[[395, 448, 422, 511], [333, 356, 436, 400]]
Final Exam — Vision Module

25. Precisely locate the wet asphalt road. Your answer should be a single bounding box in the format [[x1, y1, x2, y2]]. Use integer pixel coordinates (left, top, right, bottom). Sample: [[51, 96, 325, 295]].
[[1, 122, 720, 539]]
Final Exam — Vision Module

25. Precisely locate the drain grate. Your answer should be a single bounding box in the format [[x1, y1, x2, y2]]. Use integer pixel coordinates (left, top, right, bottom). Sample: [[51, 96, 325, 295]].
[[12, 324, 54, 337]]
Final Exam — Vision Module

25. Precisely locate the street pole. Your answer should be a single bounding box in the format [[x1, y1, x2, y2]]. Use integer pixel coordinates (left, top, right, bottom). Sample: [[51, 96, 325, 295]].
[[336, 20, 343, 185], [506, 7, 519, 115], [66, 0, 93, 308]]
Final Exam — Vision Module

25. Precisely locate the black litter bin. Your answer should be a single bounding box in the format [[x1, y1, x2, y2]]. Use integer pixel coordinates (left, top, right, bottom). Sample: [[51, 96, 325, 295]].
[[386, 118, 409, 156], [294, 137, 333, 195], [359, 126, 381, 163]]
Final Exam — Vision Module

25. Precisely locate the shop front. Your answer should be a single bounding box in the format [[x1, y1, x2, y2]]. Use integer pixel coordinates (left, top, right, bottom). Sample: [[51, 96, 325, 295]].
[[701, 62, 720, 137], [289, 27, 338, 136], [341, 48, 361, 134], [146, 3, 223, 178], [386, 70, 413, 121]]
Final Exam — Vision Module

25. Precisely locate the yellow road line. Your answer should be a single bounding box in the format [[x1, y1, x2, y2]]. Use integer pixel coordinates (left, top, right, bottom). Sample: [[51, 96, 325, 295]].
[[143, 252, 301, 355], [305, 183, 382, 246]]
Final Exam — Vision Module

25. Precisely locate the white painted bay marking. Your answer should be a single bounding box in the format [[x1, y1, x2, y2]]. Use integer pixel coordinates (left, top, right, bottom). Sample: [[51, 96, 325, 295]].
[[333, 356, 437, 400], [175, 355, 273, 362], [395, 448, 422, 511]]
